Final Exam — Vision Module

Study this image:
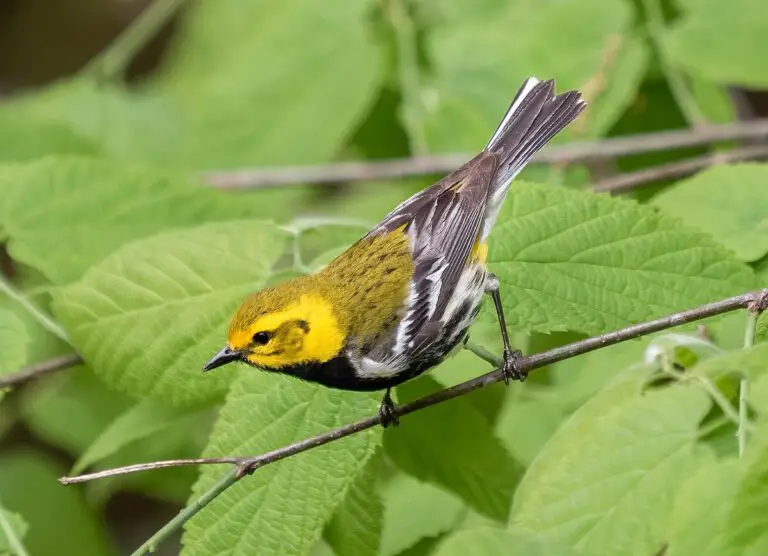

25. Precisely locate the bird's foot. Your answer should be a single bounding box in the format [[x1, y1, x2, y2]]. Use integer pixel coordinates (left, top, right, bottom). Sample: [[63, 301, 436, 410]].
[[378, 390, 400, 428], [502, 349, 526, 385]]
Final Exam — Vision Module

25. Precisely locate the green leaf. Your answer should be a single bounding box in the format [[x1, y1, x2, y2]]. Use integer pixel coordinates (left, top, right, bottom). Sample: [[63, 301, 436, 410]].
[[665, 456, 738, 556], [0, 109, 97, 163], [486, 181, 755, 335], [494, 399, 565, 467], [511, 375, 711, 556], [0, 157, 300, 284], [720, 435, 768, 555], [4, 80, 180, 164], [0, 507, 27, 556], [0, 268, 71, 366], [664, 0, 768, 87], [155, 0, 382, 169], [19, 365, 132, 456], [549, 340, 648, 411], [609, 79, 706, 176], [432, 526, 579, 556], [380, 474, 464, 556], [385, 376, 522, 521], [652, 164, 768, 262], [397, 537, 443, 556], [690, 342, 768, 382], [310, 540, 336, 556], [689, 78, 737, 124], [72, 399, 197, 474], [423, 0, 648, 150], [325, 454, 383, 556], [182, 373, 380, 556], [52, 221, 290, 406], [0, 310, 28, 377], [0, 451, 115, 556], [85, 412, 209, 506], [667, 431, 768, 556]]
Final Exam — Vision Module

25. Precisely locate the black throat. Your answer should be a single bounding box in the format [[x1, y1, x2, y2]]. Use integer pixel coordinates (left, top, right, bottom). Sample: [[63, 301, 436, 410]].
[[266, 356, 423, 392]]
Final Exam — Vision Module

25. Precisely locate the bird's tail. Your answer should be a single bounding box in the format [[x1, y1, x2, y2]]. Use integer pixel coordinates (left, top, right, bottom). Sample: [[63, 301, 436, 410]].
[[480, 78, 586, 238]]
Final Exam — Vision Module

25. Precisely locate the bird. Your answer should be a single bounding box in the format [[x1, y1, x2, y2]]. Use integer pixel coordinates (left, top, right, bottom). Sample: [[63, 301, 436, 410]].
[[202, 77, 586, 427]]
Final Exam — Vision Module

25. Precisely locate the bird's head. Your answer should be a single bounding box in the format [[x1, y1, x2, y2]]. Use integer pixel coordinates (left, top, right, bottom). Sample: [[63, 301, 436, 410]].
[[202, 279, 345, 373]]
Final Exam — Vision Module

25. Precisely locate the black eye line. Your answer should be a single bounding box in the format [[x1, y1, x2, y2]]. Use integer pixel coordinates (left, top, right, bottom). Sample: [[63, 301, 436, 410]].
[[252, 331, 271, 345]]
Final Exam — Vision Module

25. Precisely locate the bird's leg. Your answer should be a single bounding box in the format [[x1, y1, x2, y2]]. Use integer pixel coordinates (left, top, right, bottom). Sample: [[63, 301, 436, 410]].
[[485, 274, 526, 384], [378, 388, 400, 428]]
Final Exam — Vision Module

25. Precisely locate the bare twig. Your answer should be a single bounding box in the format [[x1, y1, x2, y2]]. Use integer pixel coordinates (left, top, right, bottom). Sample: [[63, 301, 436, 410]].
[[58, 289, 766, 556], [61, 288, 765, 487], [202, 119, 768, 189], [594, 144, 768, 193], [0, 354, 83, 389]]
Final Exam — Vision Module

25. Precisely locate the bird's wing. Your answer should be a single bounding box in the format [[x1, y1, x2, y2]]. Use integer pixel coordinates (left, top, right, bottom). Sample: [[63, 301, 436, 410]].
[[366, 152, 497, 361]]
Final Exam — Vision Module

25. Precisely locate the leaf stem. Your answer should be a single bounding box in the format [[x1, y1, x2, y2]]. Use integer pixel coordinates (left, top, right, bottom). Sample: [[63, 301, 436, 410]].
[[738, 378, 749, 458], [129, 469, 239, 556], [0, 505, 30, 556], [697, 415, 731, 439], [0, 274, 69, 343], [83, 0, 189, 82], [387, 0, 429, 155], [641, 0, 707, 127], [463, 340, 503, 367], [660, 355, 744, 428], [739, 299, 764, 457]]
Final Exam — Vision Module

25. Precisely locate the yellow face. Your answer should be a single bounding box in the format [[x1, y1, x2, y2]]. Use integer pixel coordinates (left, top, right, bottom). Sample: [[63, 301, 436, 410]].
[[224, 292, 345, 370]]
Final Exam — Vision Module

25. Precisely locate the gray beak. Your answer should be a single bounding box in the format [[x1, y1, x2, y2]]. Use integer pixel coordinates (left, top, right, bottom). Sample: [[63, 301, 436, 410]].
[[202, 346, 242, 372]]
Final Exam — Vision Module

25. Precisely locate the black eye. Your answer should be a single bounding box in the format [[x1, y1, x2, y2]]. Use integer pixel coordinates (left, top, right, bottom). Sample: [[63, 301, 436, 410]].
[[252, 331, 271, 345]]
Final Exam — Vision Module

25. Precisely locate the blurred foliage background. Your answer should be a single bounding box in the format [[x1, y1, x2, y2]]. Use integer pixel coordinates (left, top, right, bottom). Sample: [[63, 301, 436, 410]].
[[1, 0, 768, 555]]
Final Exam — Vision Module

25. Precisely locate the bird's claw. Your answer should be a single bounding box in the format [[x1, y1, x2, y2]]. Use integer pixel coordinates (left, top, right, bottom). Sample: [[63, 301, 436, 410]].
[[502, 349, 526, 385], [378, 391, 400, 428]]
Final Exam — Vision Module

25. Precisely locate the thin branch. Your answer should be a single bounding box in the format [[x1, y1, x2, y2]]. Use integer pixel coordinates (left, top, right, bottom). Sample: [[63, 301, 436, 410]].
[[83, 0, 189, 82], [0, 354, 83, 389], [61, 288, 766, 487], [202, 119, 768, 189], [59, 289, 766, 556], [61, 457, 241, 484], [594, 144, 768, 193]]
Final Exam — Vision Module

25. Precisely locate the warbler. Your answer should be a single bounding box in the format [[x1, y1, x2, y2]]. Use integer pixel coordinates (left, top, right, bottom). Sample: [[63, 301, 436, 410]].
[[203, 77, 586, 427]]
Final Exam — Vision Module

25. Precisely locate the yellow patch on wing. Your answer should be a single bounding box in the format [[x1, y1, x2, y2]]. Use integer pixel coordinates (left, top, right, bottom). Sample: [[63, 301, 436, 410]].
[[470, 241, 488, 264]]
